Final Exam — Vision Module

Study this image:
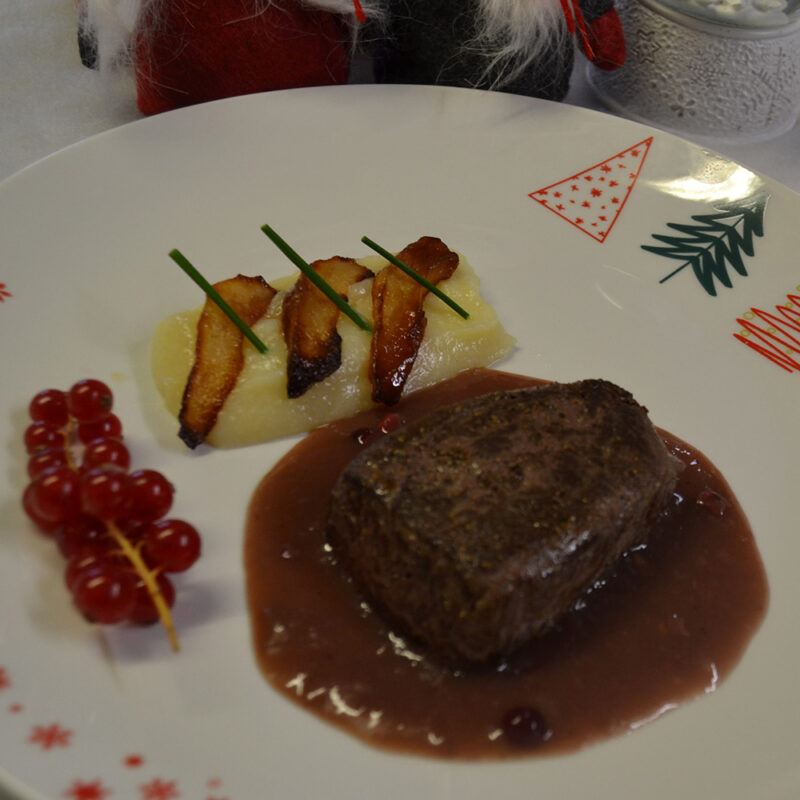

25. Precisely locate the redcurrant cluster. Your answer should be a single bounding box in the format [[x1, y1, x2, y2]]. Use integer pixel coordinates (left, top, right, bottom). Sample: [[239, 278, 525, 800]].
[[22, 379, 201, 647]]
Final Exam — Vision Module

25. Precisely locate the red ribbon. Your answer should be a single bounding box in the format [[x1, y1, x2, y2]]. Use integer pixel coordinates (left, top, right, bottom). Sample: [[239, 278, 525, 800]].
[[559, 0, 596, 61]]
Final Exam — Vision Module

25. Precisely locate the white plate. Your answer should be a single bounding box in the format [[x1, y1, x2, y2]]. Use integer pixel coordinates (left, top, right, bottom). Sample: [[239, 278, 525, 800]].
[[1, 84, 798, 800]]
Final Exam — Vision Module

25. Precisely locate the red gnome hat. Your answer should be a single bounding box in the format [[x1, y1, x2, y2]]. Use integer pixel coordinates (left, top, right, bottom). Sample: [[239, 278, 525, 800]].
[[121, 0, 368, 115]]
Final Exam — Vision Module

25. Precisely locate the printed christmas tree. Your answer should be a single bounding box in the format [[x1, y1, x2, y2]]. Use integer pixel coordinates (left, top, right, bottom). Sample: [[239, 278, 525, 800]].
[[642, 191, 769, 297], [529, 137, 653, 242]]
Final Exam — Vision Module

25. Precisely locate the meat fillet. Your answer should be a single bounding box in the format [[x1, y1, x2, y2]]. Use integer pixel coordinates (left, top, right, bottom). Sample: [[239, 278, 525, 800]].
[[326, 379, 682, 664]]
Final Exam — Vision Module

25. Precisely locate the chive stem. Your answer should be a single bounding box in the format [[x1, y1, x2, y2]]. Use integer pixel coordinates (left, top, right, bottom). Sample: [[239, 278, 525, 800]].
[[360, 236, 470, 319], [169, 249, 268, 353], [261, 224, 373, 332]]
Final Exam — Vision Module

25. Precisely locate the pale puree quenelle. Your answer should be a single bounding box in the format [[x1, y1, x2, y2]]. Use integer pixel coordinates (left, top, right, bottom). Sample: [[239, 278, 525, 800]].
[[151, 240, 514, 448]]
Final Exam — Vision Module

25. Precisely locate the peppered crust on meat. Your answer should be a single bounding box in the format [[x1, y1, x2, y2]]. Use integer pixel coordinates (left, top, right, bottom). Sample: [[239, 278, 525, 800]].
[[325, 379, 683, 665]]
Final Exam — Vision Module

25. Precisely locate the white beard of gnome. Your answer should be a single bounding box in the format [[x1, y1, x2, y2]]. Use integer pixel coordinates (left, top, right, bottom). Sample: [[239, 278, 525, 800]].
[[371, 0, 625, 100]]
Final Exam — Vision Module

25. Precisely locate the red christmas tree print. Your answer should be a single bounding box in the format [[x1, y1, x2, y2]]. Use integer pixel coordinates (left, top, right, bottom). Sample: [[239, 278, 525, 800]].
[[29, 722, 73, 749], [735, 291, 800, 373], [63, 779, 112, 800], [140, 778, 180, 799], [0, 667, 10, 691], [529, 137, 653, 242], [0, 282, 11, 301]]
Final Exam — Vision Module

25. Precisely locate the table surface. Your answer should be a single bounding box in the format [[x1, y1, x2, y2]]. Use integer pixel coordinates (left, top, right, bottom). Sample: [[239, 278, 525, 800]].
[[2, 0, 799, 192]]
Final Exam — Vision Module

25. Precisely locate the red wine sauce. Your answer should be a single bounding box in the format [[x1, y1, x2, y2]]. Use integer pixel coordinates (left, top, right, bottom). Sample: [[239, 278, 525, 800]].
[[244, 369, 768, 759]]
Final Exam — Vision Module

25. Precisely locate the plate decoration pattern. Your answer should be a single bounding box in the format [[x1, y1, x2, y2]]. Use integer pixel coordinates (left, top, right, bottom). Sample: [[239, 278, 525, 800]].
[[1, 664, 231, 799], [529, 137, 653, 242], [734, 286, 800, 373], [642, 192, 769, 296]]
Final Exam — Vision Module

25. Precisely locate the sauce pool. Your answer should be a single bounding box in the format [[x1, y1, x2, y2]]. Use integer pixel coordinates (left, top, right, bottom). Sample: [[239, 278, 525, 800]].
[[244, 369, 768, 759]]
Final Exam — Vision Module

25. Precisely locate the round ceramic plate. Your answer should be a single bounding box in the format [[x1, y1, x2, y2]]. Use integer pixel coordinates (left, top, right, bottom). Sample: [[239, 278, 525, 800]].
[[1, 84, 798, 800]]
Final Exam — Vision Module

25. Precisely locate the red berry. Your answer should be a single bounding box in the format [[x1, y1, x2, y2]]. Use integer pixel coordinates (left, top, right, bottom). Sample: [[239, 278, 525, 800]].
[[80, 466, 130, 520], [28, 467, 82, 523], [57, 515, 112, 559], [81, 438, 130, 472], [27, 447, 68, 479], [29, 389, 69, 428], [64, 548, 127, 592], [71, 564, 136, 624], [116, 518, 149, 544], [127, 572, 176, 625], [67, 379, 113, 424], [77, 414, 123, 444], [125, 470, 174, 523], [23, 422, 65, 454], [379, 413, 403, 434], [21, 484, 62, 535], [142, 519, 201, 573]]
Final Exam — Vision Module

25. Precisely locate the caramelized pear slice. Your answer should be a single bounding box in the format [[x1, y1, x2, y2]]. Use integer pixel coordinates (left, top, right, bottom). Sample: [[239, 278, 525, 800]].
[[370, 236, 459, 404], [178, 275, 276, 448], [282, 257, 374, 398]]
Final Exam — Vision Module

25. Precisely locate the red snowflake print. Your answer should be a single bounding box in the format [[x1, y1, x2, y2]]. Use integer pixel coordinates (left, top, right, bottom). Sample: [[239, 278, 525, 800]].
[[125, 754, 145, 768], [529, 136, 653, 242], [140, 778, 180, 799], [63, 779, 112, 800], [0, 282, 11, 302], [30, 722, 73, 749], [0, 667, 10, 691], [205, 779, 229, 800]]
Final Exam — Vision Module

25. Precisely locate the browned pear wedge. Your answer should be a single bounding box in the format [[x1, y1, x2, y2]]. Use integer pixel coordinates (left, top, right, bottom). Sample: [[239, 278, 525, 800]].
[[282, 257, 374, 398], [178, 275, 276, 448], [370, 236, 459, 404]]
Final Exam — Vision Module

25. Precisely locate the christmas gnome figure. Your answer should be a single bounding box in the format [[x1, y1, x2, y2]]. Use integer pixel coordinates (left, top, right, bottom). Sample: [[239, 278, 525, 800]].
[[80, 0, 625, 115], [371, 0, 626, 101]]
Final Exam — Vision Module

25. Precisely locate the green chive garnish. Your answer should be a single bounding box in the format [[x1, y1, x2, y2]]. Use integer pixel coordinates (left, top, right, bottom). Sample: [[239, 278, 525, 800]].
[[169, 248, 269, 354], [261, 224, 372, 333], [360, 236, 470, 319]]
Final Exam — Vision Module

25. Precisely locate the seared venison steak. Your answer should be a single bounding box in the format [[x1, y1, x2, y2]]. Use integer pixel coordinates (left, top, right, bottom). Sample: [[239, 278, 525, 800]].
[[326, 379, 682, 665]]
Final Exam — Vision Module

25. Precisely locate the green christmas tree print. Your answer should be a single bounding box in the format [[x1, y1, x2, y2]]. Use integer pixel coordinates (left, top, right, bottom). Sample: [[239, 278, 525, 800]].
[[642, 192, 769, 296]]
